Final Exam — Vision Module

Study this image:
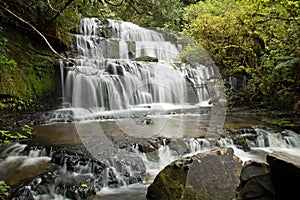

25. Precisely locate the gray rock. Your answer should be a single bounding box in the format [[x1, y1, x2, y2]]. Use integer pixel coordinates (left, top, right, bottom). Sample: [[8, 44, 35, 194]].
[[236, 161, 275, 200], [146, 147, 243, 200], [237, 151, 300, 200], [267, 151, 300, 200], [168, 139, 189, 155]]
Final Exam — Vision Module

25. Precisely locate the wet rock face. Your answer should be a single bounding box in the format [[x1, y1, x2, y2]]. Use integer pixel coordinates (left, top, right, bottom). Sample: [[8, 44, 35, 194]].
[[236, 151, 300, 200], [236, 161, 275, 200], [218, 128, 257, 152], [0, 157, 57, 186], [266, 152, 300, 200], [168, 139, 189, 155], [146, 148, 243, 200]]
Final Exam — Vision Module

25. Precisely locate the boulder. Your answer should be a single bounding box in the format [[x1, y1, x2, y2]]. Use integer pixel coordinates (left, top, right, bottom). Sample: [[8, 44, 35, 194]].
[[146, 147, 243, 200], [266, 151, 300, 199], [236, 161, 275, 200], [236, 151, 300, 200]]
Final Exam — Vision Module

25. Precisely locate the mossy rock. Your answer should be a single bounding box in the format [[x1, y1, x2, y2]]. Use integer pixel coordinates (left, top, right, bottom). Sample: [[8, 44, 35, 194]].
[[135, 56, 158, 62], [146, 163, 188, 200], [147, 148, 243, 200], [218, 129, 252, 152]]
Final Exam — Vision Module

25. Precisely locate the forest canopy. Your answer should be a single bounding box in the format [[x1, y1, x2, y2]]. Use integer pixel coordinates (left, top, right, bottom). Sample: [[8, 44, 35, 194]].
[[183, 0, 300, 109]]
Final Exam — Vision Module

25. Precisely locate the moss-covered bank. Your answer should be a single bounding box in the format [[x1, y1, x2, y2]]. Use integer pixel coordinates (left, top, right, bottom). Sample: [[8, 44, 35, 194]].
[[0, 25, 58, 111]]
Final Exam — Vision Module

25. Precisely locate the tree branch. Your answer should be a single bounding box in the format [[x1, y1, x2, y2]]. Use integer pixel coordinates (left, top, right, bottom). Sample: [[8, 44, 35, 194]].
[[44, 0, 76, 29], [126, 0, 144, 15], [104, 0, 124, 6], [47, 0, 59, 12], [0, 6, 63, 59], [0, 5, 98, 76]]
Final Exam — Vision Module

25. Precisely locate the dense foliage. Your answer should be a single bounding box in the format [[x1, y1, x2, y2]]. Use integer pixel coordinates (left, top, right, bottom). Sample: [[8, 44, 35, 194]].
[[0, 0, 299, 111], [183, 0, 300, 109], [0, 180, 10, 198]]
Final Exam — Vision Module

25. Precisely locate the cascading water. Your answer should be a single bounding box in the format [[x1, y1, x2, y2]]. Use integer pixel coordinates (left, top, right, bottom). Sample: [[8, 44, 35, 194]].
[[62, 18, 216, 115], [1, 126, 300, 199], [34, 18, 226, 198], [217, 127, 300, 163], [1, 17, 300, 200]]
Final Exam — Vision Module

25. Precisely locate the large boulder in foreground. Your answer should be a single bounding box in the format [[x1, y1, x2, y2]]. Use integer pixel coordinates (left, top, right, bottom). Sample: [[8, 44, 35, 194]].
[[236, 151, 300, 200], [236, 161, 275, 199], [267, 152, 300, 199], [146, 148, 243, 200]]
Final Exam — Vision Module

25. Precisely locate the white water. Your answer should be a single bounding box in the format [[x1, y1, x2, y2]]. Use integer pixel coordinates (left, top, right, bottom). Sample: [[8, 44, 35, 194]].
[[61, 18, 223, 113], [96, 127, 300, 199], [18, 18, 298, 199], [1, 127, 300, 199], [217, 128, 300, 163], [0, 144, 51, 181]]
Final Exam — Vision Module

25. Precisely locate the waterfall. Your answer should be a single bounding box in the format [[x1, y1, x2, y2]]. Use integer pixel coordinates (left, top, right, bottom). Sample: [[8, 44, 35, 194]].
[[61, 18, 219, 114], [59, 59, 65, 103]]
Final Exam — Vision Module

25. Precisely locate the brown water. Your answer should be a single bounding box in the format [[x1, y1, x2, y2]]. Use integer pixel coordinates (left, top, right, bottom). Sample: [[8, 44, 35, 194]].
[[1, 113, 270, 199]]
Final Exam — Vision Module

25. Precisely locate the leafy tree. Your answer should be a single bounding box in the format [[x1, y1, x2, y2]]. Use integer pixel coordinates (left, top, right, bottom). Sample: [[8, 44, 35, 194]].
[[0, 0, 186, 45], [183, 0, 300, 109]]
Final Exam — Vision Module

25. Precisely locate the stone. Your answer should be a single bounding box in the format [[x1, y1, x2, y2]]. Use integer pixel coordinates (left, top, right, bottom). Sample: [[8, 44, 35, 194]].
[[0, 156, 57, 187], [236, 151, 300, 200], [266, 151, 300, 200], [146, 161, 189, 200], [146, 147, 243, 200], [135, 56, 158, 62], [184, 148, 243, 200], [168, 139, 189, 155], [236, 161, 275, 200], [138, 142, 156, 153]]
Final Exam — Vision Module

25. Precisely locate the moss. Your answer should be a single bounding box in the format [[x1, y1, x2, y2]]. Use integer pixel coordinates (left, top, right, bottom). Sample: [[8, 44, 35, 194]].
[[0, 57, 55, 97], [147, 164, 188, 200], [0, 25, 57, 111], [271, 119, 296, 128], [135, 56, 159, 62], [25, 55, 56, 96], [0, 68, 30, 97], [259, 111, 300, 133], [218, 130, 251, 152], [182, 186, 198, 200], [233, 136, 251, 152]]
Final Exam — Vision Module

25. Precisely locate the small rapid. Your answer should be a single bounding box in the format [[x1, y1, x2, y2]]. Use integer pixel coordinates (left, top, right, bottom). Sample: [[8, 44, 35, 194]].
[[1, 125, 299, 199]]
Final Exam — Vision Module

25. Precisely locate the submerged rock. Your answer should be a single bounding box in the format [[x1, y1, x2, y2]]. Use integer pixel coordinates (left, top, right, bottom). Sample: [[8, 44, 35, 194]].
[[218, 128, 255, 152], [146, 147, 243, 200], [168, 139, 189, 155]]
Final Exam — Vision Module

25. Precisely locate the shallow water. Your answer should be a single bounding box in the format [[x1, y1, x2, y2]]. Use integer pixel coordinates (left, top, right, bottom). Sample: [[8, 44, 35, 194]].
[[91, 184, 148, 200], [2, 112, 300, 199]]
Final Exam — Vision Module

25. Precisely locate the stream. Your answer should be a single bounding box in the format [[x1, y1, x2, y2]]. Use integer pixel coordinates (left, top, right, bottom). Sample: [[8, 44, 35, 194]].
[[1, 113, 299, 199], [1, 18, 300, 199]]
